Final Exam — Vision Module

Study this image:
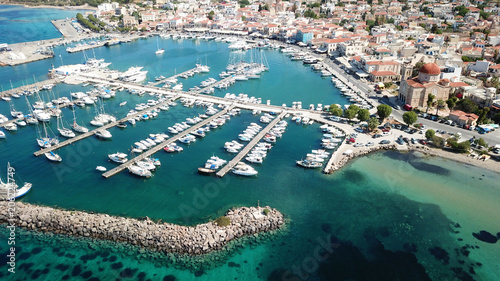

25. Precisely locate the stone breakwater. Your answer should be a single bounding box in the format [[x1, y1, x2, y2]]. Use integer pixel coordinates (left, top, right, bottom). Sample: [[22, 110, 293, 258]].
[[0, 202, 284, 255], [326, 144, 397, 174]]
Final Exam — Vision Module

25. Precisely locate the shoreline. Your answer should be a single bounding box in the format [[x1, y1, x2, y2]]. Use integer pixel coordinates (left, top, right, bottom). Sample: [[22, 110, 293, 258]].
[[0, 2, 96, 11], [328, 142, 500, 174], [0, 202, 284, 255]]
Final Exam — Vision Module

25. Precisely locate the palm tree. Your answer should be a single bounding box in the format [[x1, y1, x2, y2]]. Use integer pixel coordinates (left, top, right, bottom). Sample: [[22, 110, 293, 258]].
[[426, 93, 435, 114]]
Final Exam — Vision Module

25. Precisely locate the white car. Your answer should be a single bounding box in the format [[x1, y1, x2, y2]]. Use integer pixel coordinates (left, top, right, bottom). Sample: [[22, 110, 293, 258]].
[[365, 142, 374, 147], [353, 143, 364, 147]]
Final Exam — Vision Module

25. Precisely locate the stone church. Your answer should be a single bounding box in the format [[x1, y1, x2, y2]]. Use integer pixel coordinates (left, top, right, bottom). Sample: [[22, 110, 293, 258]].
[[398, 63, 451, 108]]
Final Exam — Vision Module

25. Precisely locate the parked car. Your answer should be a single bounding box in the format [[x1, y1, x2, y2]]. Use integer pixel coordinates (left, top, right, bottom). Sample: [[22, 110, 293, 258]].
[[403, 137, 410, 143], [379, 140, 391, 144], [393, 105, 402, 110], [419, 140, 427, 145], [365, 142, 374, 147], [373, 134, 382, 138], [354, 143, 364, 147]]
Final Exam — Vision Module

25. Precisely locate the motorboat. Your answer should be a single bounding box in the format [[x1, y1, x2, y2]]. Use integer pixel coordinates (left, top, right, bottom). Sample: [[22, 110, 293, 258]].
[[4, 123, 17, 131], [296, 159, 323, 168], [109, 152, 128, 163], [0, 130, 5, 139], [96, 166, 107, 172], [163, 143, 183, 153], [45, 151, 62, 162], [96, 129, 112, 139], [232, 162, 258, 176], [128, 164, 152, 178]]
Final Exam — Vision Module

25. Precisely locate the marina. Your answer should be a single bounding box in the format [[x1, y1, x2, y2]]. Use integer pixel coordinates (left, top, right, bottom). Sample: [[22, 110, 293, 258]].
[[33, 94, 180, 156], [0, 11, 499, 281], [216, 111, 287, 177], [102, 106, 233, 178]]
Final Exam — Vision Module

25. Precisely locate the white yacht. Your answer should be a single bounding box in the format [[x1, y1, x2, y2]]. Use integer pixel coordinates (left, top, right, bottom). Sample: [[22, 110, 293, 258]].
[[95, 129, 112, 139], [232, 162, 258, 176], [128, 164, 152, 178], [109, 152, 128, 163], [96, 166, 107, 172]]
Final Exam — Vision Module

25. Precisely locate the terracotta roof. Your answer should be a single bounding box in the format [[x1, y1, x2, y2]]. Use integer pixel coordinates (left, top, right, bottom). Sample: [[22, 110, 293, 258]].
[[371, 70, 397, 76], [406, 78, 437, 88], [449, 82, 469, 87], [419, 63, 441, 75], [450, 110, 478, 120]]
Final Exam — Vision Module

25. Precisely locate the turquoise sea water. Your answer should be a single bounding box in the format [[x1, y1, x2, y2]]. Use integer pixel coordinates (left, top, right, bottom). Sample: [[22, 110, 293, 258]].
[[0, 9, 499, 280], [0, 5, 90, 44]]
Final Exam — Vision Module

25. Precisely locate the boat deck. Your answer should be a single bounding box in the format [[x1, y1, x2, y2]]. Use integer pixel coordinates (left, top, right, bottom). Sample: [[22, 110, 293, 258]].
[[150, 67, 199, 86], [102, 106, 233, 178], [0, 77, 62, 99], [216, 111, 287, 178]]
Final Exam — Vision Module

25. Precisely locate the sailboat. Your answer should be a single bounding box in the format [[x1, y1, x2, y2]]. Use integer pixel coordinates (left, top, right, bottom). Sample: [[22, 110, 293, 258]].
[[155, 37, 165, 55], [0, 163, 32, 200], [45, 151, 62, 162], [70, 100, 88, 133], [24, 95, 39, 124], [36, 122, 59, 148], [57, 114, 76, 138]]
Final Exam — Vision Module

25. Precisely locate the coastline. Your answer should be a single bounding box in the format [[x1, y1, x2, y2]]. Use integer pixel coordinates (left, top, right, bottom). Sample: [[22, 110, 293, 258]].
[[0, 2, 96, 10]]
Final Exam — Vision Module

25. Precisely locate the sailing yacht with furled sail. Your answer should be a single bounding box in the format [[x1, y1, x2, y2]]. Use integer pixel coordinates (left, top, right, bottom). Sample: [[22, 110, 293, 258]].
[[70, 101, 88, 133], [155, 37, 164, 55], [57, 114, 76, 138], [36, 122, 59, 148], [0, 163, 32, 200]]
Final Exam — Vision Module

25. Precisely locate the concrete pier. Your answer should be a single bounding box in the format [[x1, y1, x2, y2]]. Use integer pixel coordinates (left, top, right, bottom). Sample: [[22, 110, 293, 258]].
[[150, 67, 199, 86], [216, 111, 287, 177], [102, 106, 233, 178], [0, 77, 62, 98], [33, 95, 180, 156]]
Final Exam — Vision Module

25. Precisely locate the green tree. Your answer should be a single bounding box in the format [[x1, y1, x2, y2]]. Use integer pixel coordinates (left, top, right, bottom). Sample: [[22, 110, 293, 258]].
[[446, 97, 457, 110], [412, 61, 426, 77], [377, 104, 392, 120], [344, 108, 357, 120], [457, 98, 478, 113], [238, 0, 250, 8], [477, 107, 490, 124], [454, 5, 469, 17], [426, 93, 435, 113], [357, 109, 370, 121], [207, 11, 215, 20], [436, 99, 445, 116], [329, 104, 343, 116], [432, 135, 445, 148], [425, 129, 436, 140], [475, 138, 488, 147], [304, 9, 318, 19], [241, 15, 246, 21], [403, 111, 418, 126], [367, 117, 379, 131], [348, 104, 360, 114], [494, 113, 500, 124]]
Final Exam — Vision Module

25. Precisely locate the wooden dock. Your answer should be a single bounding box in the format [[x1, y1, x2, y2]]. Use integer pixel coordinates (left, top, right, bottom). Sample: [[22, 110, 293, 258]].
[[33, 95, 180, 156], [102, 106, 233, 178], [216, 111, 287, 177]]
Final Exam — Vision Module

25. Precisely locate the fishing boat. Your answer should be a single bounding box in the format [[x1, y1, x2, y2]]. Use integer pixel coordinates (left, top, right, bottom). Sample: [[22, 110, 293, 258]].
[[0, 163, 32, 200], [45, 151, 62, 162]]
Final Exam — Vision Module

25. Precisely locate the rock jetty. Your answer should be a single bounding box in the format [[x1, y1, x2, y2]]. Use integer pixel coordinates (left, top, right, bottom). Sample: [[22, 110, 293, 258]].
[[325, 144, 397, 174], [0, 202, 284, 255]]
